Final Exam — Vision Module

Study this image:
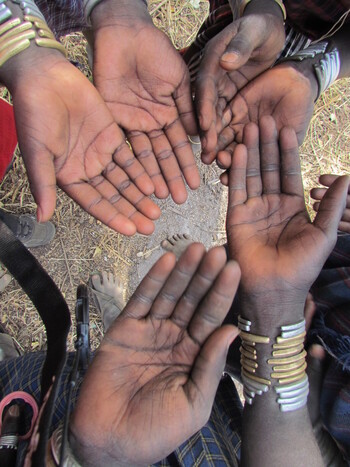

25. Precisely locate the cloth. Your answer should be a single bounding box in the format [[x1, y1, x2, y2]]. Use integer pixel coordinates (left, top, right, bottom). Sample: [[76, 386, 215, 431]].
[[0, 97, 17, 181], [284, 0, 350, 41], [0, 351, 242, 466], [309, 232, 350, 464]]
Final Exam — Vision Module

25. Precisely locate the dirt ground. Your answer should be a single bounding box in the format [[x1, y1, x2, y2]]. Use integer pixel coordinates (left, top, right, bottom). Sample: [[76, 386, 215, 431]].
[[0, 1, 349, 354]]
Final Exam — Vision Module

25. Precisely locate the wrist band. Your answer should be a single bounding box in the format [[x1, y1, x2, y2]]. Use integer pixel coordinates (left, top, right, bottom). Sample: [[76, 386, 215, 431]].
[[240, 0, 286, 21], [277, 41, 340, 101], [51, 422, 82, 467], [239, 316, 308, 412], [84, 0, 148, 26], [0, 0, 66, 67]]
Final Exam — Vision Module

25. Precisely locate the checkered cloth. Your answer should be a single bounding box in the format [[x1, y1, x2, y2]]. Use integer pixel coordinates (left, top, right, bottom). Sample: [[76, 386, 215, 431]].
[[0, 353, 242, 466], [1, 235, 350, 465]]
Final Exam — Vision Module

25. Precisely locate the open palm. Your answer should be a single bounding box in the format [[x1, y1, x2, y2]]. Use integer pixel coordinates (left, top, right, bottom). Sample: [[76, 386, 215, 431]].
[[70, 244, 240, 466], [195, 13, 285, 164], [227, 118, 349, 298], [216, 64, 316, 169], [93, 15, 200, 204], [11, 55, 160, 236]]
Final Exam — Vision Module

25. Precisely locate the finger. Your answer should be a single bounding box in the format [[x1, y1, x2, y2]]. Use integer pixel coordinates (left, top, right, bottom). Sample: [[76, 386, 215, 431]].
[[318, 174, 340, 188], [313, 202, 350, 233], [196, 74, 217, 133], [220, 171, 229, 186], [185, 324, 239, 421], [21, 148, 57, 223], [339, 219, 350, 233], [123, 252, 177, 319], [280, 126, 303, 196], [170, 246, 227, 327], [217, 126, 236, 153], [173, 71, 198, 136], [149, 130, 188, 204], [127, 131, 169, 200], [103, 161, 161, 220], [78, 175, 155, 235], [314, 175, 350, 237], [228, 143, 248, 208], [149, 243, 206, 319], [310, 187, 327, 202], [111, 139, 154, 196], [188, 259, 241, 344], [165, 120, 200, 190], [63, 180, 136, 236], [244, 122, 262, 198], [200, 122, 219, 164], [260, 116, 280, 195], [220, 23, 256, 71], [217, 143, 237, 169]]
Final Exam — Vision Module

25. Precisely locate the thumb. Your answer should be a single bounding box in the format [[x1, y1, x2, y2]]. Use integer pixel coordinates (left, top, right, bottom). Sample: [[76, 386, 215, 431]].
[[21, 148, 57, 222], [220, 22, 255, 71], [186, 325, 239, 425], [313, 175, 349, 237]]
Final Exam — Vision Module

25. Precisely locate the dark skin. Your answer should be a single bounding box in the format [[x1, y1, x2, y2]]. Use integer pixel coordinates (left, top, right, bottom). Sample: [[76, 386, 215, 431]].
[[215, 24, 350, 172], [91, 0, 200, 204], [311, 174, 350, 233], [226, 116, 349, 466], [0, 3, 162, 236], [70, 244, 241, 466], [195, 0, 286, 164]]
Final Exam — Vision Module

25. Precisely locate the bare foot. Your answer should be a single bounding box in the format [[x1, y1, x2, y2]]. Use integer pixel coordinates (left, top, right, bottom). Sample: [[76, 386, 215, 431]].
[[161, 234, 193, 259], [90, 271, 126, 332]]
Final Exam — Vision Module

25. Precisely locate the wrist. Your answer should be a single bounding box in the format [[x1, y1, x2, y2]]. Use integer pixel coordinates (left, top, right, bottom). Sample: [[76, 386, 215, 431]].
[[239, 289, 306, 334], [242, 0, 286, 22], [0, 0, 66, 88], [238, 315, 308, 412], [90, 0, 151, 30]]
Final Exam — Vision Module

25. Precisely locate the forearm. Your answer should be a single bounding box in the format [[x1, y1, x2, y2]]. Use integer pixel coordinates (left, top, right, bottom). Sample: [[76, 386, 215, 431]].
[[0, 0, 66, 89], [239, 298, 323, 466]]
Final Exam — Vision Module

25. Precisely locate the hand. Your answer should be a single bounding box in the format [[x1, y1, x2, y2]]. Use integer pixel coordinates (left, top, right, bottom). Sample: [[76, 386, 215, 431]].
[[195, 13, 285, 164], [226, 117, 349, 318], [91, 0, 200, 204], [6, 50, 160, 236], [311, 174, 350, 233], [70, 244, 240, 466], [216, 63, 318, 173]]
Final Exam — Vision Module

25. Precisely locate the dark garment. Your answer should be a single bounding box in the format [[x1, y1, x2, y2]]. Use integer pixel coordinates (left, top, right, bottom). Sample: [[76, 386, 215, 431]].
[[0, 352, 242, 466], [284, 0, 350, 40], [309, 232, 350, 463]]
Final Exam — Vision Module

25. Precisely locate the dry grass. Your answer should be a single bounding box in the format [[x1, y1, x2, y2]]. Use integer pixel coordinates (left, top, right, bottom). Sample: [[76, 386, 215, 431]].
[[0, 0, 349, 353]]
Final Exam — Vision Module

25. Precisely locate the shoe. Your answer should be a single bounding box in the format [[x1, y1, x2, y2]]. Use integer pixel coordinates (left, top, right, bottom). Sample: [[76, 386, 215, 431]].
[[0, 209, 55, 248]]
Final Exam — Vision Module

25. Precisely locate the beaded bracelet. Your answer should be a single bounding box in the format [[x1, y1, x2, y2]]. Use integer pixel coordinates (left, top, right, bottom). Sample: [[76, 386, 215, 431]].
[[0, 0, 66, 68], [238, 316, 308, 412], [277, 41, 340, 101]]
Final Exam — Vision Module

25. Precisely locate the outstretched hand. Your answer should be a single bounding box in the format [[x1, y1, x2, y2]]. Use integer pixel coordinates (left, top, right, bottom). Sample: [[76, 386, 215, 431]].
[[216, 63, 317, 171], [10, 52, 160, 236], [70, 244, 240, 466], [311, 174, 350, 233], [195, 13, 285, 164], [92, 0, 200, 204], [226, 117, 349, 310]]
